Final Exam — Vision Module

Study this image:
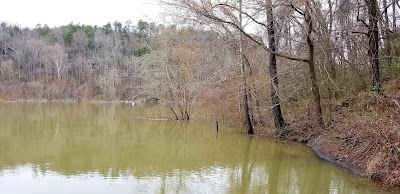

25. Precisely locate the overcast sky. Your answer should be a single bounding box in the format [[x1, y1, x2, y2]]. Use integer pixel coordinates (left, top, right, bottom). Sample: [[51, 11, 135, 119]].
[[0, 0, 162, 28]]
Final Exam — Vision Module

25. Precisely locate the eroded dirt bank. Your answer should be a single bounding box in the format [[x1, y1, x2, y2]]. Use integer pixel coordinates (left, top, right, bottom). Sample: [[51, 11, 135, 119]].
[[282, 82, 400, 188]]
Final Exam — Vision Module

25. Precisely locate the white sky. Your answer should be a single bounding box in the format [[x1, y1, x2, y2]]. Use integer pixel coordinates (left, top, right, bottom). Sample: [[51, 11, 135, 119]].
[[0, 0, 162, 28]]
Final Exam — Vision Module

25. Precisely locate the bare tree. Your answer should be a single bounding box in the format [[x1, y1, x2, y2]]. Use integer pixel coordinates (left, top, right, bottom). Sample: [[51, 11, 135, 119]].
[[239, 0, 254, 134], [304, 1, 324, 126], [42, 44, 67, 80], [161, 0, 327, 128], [266, 0, 286, 130], [361, 0, 382, 92]]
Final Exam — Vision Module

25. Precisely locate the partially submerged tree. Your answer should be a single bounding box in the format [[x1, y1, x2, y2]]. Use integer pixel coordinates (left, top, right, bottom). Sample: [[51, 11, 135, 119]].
[[239, 0, 254, 134]]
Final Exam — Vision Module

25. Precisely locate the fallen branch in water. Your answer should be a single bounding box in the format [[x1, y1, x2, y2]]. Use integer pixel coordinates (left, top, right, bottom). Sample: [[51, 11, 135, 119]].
[[132, 117, 176, 121]]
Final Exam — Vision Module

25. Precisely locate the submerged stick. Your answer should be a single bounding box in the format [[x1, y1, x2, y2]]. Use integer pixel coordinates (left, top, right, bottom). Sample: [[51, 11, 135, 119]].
[[216, 120, 219, 132]]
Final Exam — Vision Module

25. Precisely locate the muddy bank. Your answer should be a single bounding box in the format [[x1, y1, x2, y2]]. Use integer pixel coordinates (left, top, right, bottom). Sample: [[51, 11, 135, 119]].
[[306, 140, 366, 176], [283, 126, 392, 187], [282, 91, 400, 188]]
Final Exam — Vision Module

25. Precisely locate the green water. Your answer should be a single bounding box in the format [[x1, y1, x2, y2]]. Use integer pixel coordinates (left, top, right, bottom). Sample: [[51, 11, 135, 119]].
[[0, 103, 396, 194]]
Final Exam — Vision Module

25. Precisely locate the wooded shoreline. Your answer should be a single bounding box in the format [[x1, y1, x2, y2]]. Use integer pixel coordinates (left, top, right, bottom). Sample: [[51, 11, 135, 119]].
[[2, 0, 400, 189]]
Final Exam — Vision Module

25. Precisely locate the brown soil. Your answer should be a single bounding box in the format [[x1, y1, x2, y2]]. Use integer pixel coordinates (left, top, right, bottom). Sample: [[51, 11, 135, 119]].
[[282, 78, 400, 188]]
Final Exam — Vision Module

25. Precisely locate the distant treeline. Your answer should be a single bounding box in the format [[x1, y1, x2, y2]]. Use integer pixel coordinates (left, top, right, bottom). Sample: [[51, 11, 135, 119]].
[[0, 21, 228, 100], [0, 20, 247, 121]]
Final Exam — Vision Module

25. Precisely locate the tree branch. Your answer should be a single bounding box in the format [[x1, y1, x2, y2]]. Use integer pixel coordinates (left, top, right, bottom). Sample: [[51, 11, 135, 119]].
[[357, 1, 369, 27], [290, 3, 305, 16], [351, 31, 369, 35], [200, 10, 309, 63]]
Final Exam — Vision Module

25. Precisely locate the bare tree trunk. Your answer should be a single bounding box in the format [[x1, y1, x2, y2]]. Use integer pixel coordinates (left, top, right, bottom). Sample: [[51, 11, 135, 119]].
[[393, 0, 397, 30], [392, 0, 397, 56], [286, 23, 292, 54], [305, 2, 324, 127], [178, 104, 185, 120], [167, 104, 179, 120], [184, 109, 190, 120], [239, 52, 253, 133], [239, 0, 254, 134], [243, 54, 262, 127], [327, 0, 337, 99], [240, 74, 253, 134], [383, 0, 394, 62], [328, 56, 338, 99], [266, 0, 285, 130], [366, 0, 381, 93]]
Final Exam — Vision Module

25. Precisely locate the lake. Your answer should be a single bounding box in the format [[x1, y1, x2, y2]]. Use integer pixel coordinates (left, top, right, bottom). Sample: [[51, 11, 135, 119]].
[[0, 103, 396, 194]]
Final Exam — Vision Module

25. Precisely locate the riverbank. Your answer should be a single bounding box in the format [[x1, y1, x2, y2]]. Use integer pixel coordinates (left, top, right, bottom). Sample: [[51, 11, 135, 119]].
[[280, 78, 400, 188]]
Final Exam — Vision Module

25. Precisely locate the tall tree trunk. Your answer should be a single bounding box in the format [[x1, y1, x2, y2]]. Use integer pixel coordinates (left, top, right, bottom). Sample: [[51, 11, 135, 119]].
[[392, 0, 397, 57], [266, 0, 285, 130], [286, 22, 292, 54], [383, 0, 394, 62], [393, 0, 397, 30], [243, 54, 259, 127], [366, 0, 381, 93], [305, 2, 324, 127], [240, 55, 254, 134], [327, 0, 337, 99], [239, 0, 254, 134]]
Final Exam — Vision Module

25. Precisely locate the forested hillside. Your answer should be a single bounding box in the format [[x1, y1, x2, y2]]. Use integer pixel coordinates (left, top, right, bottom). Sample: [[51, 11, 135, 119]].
[[0, 21, 229, 102]]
